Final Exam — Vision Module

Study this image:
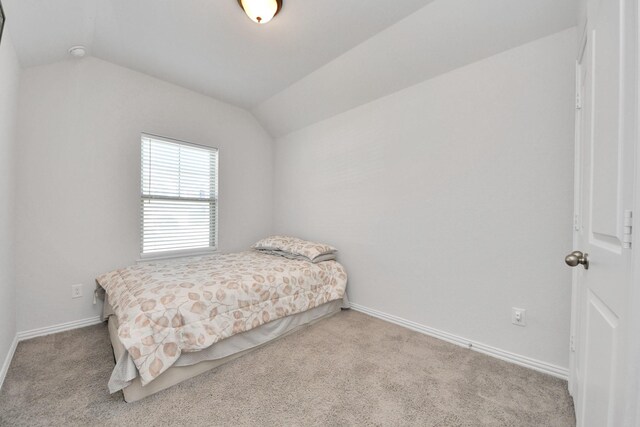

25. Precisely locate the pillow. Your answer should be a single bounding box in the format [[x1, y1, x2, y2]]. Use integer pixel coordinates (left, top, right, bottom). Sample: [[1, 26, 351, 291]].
[[253, 236, 337, 263], [257, 249, 337, 263]]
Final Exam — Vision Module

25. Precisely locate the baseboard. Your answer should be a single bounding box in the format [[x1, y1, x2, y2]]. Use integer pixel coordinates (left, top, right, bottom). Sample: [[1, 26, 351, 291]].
[[16, 316, 104, 341], [350, 303, 569, 380], [0, 335, 18, 390]]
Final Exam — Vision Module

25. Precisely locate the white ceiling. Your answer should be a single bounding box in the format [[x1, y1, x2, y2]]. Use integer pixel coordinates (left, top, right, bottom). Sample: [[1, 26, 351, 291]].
[[253, 0, 580, 136], [3, 0, 432, 108]]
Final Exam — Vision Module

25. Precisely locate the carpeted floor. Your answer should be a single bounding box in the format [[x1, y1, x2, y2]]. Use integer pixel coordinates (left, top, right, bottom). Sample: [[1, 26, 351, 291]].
[[0, 310, 575, 426]]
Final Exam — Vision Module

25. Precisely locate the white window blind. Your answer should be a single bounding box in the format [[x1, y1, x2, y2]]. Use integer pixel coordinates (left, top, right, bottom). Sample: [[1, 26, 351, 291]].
[[141, 134, 218, 256]]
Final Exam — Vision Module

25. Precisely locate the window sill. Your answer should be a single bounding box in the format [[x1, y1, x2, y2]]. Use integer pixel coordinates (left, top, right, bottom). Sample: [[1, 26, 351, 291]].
[[137, 247, 218, 263]]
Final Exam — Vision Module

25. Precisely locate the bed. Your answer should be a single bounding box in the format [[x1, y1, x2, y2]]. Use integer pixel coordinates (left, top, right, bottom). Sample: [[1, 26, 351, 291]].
[[96, 237, 348, 402]]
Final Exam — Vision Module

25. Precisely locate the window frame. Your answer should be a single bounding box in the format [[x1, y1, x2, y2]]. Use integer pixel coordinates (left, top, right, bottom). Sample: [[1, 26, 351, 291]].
[[139, 133, 219, 261]]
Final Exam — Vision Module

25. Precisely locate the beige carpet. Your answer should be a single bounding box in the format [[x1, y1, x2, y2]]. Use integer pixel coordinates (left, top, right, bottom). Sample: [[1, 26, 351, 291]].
[[0, 310, 575, 426]]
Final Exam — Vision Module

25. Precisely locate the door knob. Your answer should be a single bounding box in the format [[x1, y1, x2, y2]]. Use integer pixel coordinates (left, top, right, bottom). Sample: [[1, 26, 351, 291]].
[[565, 251, 589, 270]]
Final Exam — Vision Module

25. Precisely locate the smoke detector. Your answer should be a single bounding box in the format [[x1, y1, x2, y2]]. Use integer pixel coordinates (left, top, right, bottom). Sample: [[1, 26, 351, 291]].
[[68, 46, 87, 58]]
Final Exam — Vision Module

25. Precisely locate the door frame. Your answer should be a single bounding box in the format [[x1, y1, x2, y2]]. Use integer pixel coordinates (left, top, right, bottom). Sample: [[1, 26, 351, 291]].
[[568, 18, 590, 399], [627, 4, 640, 422], [568, 40, 583, 403], [622, 2, 639, 424]]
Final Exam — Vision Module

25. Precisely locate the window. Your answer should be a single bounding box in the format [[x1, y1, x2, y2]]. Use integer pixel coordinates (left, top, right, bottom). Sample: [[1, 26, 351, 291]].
[[140, 134, 218, 257]]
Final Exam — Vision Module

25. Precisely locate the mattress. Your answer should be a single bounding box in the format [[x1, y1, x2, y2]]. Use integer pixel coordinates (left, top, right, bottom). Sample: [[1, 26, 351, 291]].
[[107, 298, 346, 402]]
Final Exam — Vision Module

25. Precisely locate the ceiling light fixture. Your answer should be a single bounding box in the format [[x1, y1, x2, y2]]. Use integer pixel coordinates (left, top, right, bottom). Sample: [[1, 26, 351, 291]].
[[237, 0, 282, 24]]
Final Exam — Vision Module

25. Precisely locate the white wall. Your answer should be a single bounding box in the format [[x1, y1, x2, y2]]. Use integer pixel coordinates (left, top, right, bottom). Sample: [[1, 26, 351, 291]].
[[273, 28, 576, 369], [14, 57, 273, 332], [0, 33, 21, 372]]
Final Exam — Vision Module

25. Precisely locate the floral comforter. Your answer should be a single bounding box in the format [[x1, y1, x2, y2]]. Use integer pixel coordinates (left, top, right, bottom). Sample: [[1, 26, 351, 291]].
[[96, 251, 348, 385]]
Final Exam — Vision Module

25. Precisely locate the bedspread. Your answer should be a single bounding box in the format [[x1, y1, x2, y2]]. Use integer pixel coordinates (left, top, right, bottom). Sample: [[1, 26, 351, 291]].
[[96, 251, 347, 385]]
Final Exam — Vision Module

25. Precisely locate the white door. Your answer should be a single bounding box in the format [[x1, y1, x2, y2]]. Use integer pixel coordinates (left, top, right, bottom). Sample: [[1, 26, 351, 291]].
[[569, 0, 637, 425]]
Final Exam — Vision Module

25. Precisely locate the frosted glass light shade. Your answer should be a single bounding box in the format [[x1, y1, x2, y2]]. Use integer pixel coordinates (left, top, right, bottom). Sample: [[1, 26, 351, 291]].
[[238, 0, 282, 24]]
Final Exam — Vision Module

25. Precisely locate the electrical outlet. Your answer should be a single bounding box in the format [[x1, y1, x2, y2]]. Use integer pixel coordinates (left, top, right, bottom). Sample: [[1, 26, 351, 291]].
[[511, 307, 526, 327], [71, 284, 83, 299]]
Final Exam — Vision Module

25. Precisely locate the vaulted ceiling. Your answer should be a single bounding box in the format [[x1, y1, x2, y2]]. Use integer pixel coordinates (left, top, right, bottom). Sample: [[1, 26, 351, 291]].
[[253, 0, 581, 136], [4, 0, 579, 135], [3, 0, 432, 108]]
